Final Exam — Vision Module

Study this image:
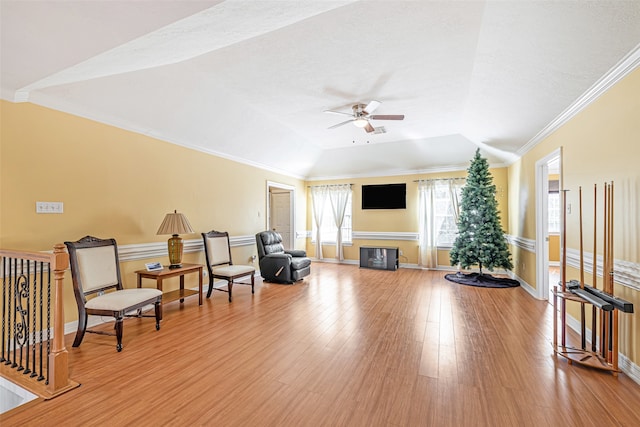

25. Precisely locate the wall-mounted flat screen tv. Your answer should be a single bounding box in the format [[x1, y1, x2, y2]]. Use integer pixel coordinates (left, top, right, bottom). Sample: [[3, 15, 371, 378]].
[[362, 183, 406, 209]]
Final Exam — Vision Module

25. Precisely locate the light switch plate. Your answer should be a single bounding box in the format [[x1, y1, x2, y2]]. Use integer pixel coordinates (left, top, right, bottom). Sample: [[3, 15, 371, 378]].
[[36, 201, 64, 214]]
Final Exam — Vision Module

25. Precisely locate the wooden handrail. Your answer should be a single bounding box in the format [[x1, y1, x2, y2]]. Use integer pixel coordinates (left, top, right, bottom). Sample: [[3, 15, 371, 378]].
[[0, 244, 79, 399], [0, 248, 56, 263]]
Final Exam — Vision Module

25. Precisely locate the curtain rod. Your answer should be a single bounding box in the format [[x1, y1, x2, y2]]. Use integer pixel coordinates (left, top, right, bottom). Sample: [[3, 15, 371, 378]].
[[307, 184, 353, 188], [412, 177, 466, 183]]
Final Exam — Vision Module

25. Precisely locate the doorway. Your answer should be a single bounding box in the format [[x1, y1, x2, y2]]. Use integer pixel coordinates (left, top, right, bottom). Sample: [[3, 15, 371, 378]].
[[535, 148, 562, 302], [266, 181, 295, 250]]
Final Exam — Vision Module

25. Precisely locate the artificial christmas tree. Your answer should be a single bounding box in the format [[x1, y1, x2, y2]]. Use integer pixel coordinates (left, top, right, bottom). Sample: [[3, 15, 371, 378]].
[[447, 149, 518, 287]]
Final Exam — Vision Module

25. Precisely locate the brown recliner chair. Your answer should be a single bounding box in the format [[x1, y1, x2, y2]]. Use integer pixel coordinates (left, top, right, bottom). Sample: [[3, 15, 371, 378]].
[[255, 231, 311, 284]]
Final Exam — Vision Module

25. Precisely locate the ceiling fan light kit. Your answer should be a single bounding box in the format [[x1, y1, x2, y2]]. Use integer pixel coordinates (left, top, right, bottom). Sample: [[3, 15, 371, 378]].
[[353, 118, 369, 128], [325, 100, 404, 134]]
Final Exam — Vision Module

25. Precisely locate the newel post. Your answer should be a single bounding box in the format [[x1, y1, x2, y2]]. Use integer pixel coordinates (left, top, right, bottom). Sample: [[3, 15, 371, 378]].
[[47, 243, 70, 394]]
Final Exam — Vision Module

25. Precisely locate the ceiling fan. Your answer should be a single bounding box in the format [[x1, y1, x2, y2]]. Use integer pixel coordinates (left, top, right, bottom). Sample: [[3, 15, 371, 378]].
[[325, 100, 404, 133]]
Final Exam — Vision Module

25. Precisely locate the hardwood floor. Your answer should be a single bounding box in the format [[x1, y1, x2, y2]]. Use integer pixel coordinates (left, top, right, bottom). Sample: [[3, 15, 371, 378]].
[[3, 263, 640, 426]]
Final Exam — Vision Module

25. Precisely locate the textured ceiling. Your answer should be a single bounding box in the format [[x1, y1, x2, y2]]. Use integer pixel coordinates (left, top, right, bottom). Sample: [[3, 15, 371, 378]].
[[2, 1, 640, 179]]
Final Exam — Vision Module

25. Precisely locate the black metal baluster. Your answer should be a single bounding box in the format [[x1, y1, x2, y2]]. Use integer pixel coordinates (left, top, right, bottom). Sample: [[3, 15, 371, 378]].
[[29, 262, 39, 377], [45, 266, 51, 385], [23, 260, 32, 375], [38, 261, 45, 381], [16, 260, 27, 371], [5, 257, 14, 366], [10, 259, 18, 368], [1, 256, 7, 363]]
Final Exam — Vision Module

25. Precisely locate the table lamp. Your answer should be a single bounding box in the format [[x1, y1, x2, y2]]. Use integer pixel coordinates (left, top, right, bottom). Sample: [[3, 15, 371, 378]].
[[157, 210, 194, 269]]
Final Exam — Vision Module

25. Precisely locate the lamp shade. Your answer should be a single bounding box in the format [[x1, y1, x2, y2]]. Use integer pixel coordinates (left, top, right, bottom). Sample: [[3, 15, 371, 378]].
[[157, 210, 193, 269], [156, 210, 194, 236]]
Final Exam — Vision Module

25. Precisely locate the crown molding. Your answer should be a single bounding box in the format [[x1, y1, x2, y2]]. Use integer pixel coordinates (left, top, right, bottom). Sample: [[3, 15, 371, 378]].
[[516, 42, 640, 159]]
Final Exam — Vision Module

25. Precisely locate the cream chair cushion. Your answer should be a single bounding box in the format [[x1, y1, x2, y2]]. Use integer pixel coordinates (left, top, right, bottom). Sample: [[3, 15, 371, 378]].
[[85, 288, 162, 311], [211, 265, 255, 278]]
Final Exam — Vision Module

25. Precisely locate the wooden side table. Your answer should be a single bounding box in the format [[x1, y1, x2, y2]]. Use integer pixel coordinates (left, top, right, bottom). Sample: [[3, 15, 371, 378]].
[[136, 263, 203, 318]]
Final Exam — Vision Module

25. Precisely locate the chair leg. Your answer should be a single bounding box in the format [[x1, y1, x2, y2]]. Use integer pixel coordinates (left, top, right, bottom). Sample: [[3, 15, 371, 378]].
[[155, 301, 162, 329], [228, 280, 233, 302], [206, 276, 214, 298], [73, 312, 88, 347], [115, 316, 124, 352], [251, 274, 255, 294]]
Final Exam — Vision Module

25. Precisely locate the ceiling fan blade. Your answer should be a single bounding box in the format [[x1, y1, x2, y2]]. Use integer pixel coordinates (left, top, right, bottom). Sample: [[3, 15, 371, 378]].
[[369, 114, 404, 120], [328, 119, 354, 129], [364, 123, 375, 133], [363, 100, 381, 114], [324, 109, 354, 117]]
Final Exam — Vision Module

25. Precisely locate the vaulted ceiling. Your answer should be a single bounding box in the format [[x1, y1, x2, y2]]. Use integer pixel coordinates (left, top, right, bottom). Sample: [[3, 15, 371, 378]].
[[2, 1, 639, 179]]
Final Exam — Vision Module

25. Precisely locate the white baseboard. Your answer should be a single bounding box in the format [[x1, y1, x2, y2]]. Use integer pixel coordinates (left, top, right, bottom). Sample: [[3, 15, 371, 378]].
[[312, 258, 358, 265], [435, 265, 463, 272], [506, 270, 537, 298], [619, 353, 640, 385]]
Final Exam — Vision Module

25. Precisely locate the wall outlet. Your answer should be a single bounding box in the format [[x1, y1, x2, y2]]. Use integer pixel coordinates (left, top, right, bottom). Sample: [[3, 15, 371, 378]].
[[399, 250, 403, 256], [36, 201, 63, 214]]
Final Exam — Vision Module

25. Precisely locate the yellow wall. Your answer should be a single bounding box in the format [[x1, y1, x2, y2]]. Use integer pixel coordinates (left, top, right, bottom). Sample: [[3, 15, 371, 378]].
[[1, 101, 306, 321], [507, 67, 640, 365], [548, 234, 560, 262], [305, 166, 509, 267]]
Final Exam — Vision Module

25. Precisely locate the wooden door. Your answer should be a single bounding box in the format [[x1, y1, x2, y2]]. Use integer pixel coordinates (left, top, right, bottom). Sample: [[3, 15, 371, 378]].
[[270, 191, 292, 250]]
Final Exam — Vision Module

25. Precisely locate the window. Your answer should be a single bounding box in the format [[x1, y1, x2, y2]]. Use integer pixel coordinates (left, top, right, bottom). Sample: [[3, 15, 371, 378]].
[[548, 192, 561, 233], [434, 182, 462, 247], [311, 192, 352, 244], [418, 178, 464, 268]]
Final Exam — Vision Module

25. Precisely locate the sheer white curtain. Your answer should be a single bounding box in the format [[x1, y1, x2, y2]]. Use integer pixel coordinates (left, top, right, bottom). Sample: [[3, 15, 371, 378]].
[[448, 179, 464, 271], [418, 178, 465, 269], [329, 184, 352, 261], [310, 185, 328, 260], [418, 180, 438, 268]]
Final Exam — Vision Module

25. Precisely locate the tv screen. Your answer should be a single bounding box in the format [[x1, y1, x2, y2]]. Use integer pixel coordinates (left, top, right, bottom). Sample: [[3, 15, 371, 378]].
[[362, 183, 406, 209]]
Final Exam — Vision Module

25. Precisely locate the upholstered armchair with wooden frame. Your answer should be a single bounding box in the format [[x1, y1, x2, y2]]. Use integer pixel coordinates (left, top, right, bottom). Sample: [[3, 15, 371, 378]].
[[202, 230, 255, 302], [64, 236, 162, 352]]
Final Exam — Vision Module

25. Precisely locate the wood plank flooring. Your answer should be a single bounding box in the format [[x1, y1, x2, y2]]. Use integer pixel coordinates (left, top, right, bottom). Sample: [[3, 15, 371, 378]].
[[2, 263, 640, 426]]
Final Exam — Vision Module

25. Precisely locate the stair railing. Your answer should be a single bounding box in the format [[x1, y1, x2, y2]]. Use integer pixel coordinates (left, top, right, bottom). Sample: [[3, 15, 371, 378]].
[[0, 244, 78, 399]]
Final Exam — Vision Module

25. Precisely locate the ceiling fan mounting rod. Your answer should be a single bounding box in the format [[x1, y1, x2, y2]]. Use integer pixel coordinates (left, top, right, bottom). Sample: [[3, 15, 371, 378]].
[[353, 104, 367, 116]]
